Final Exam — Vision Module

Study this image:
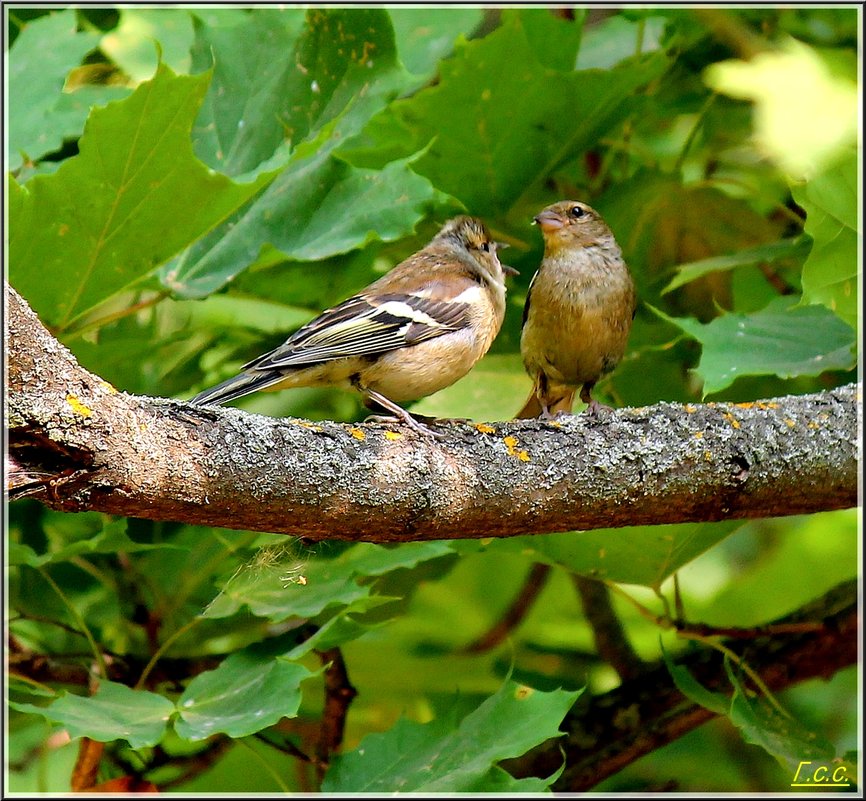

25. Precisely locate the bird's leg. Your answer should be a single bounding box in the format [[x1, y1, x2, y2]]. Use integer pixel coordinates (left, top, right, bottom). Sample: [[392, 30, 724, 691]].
[[540, 376, 577, 419], [361, 387, 444, 439], [537, 373, 556, 419], [580, 382, 611, 416]]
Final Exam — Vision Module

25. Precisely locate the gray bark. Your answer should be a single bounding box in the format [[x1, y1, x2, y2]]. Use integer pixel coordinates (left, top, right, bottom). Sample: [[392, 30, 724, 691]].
[[6, 282, 860, 541]]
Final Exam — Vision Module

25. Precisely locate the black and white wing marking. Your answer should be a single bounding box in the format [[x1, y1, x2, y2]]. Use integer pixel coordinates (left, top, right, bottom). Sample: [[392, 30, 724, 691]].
[[246, 293, 471, 370], [522, 270, 539, 328]]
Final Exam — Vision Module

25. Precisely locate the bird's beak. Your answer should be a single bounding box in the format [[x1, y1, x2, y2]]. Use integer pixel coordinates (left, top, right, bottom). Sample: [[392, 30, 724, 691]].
[[533, 210, 565, 232], [494, 241, 518, 274]]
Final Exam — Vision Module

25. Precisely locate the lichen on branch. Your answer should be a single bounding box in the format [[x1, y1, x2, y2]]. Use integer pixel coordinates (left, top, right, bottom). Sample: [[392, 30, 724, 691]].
[[6, 282, 860, 541]]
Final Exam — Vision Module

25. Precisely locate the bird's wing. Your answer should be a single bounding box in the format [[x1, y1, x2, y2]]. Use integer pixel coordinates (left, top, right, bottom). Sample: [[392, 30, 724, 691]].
[[522, 270, 539, 327], [245, 292, 471, 370]]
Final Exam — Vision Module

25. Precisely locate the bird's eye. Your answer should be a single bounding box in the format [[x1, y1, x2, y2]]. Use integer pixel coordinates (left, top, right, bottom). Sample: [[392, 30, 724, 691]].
[[569, 205, 585, 219], [480, 242, 491, 252]]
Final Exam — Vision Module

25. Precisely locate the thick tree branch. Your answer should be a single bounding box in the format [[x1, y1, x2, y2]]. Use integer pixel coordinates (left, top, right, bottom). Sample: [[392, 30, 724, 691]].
[[6, 283, 860, 541]]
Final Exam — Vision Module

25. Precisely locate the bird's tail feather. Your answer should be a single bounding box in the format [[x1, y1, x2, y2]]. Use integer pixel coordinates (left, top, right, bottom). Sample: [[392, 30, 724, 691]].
[[190, 371, 284, 407], [514, 388, 544, 419], [514, 386, 576, 419]]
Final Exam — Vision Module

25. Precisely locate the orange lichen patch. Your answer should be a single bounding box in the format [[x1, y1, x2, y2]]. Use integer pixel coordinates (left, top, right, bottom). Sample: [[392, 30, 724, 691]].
[[347, 428, 366, 441], [722, 412, 741, 429], [65, 394, 92, 417], [503, 435, 531, 462], [98, 380, 117, 394], [295, 421, 323, 432], [685, 404, 697, 413], [808, 421, 820, 429], [694, 431, 704, 438], [475, 423, 496, 434], [704, 451, 713, 461], [737, 400, 779, 410], [784, 418, 797, 428], [383, 431, 402, 441]]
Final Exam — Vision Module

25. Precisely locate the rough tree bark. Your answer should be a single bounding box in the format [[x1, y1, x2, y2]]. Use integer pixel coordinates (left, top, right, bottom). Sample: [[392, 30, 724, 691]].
[[5, 282, 860, 540]]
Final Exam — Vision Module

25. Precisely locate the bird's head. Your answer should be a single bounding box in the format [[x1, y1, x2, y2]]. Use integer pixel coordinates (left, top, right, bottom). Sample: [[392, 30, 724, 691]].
[[436, 216, 518, 279], [533, 201, 616, 252]]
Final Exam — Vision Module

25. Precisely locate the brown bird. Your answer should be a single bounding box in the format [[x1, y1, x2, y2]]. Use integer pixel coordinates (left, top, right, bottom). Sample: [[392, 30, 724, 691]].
[[192, 216, 517, 436], [517, 200, 636, 418]]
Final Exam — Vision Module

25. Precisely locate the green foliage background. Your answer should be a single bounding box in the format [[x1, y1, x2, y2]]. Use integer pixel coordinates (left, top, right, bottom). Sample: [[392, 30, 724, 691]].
[[6, 6, 859, 793]]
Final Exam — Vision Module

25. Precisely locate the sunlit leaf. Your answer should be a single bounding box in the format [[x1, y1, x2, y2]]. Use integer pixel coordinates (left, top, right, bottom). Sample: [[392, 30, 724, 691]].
[[161, 9, 447, 299], [792, 148, 858, 330], [175, 645, 319, 740], [8, 64, 279, 330], [725, 660, 836, 770], [8, 10, 102, 170], [663, 237, 811, 295], [11, 682, 174, 749], [705, 38, 857, 179], [204, 542, 452, 621], [388, 8, 483, 76], [576, 13, 666, 69], [651, 296, 855, 395], [492, 521, 743, 588], [100, 7, 195, 82], [8, 517, 177, 567], [323, 680, 581, 792], [343, 10, 668, 215]]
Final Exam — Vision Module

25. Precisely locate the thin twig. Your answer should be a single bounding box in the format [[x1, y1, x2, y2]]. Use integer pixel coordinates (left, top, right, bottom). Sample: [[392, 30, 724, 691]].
[[254, 731, 313, 764], [758, 262, 798, 295], [61, 290, 170, 339], [572, 575, 645, 682], [156, 737, 234, 790], [37, 567, 108, 680], [135, 617, 201, 690], [674, 93, 717, 173], [679, 632, 793, 720], [71, 738, 104, 791], [460, 563, 552, 653], [314, 647, 357, 779], [235, 738, 293, 793]]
